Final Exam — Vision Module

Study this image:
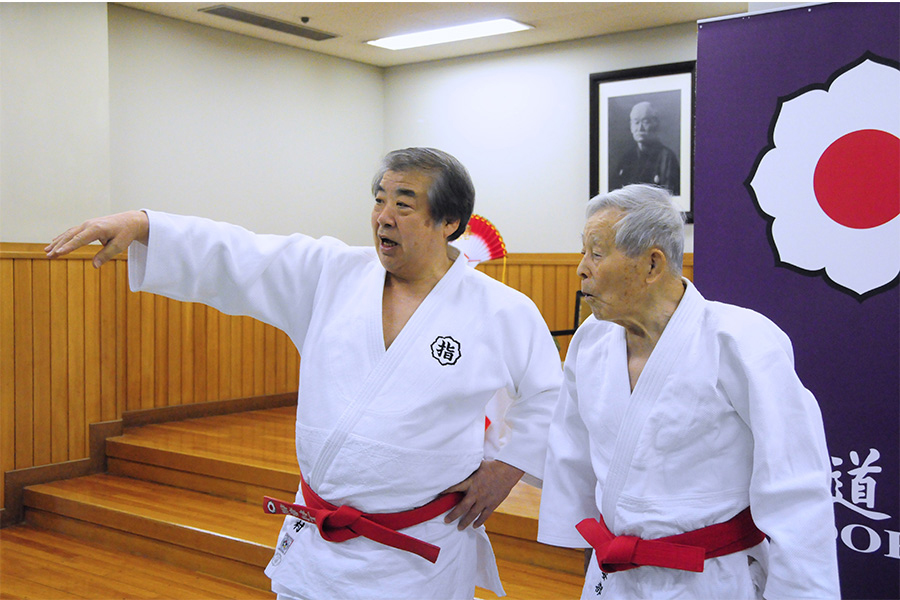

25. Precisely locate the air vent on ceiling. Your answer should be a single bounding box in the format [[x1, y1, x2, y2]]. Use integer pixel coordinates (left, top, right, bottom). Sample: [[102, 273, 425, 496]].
[[199, 5, 337, 41]]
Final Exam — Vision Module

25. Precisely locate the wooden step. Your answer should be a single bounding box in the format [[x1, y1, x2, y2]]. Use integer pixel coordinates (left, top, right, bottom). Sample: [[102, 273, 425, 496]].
[[23, 473, 281, 590], [106, 406, 301, 500], [1, 523, 273, 599]]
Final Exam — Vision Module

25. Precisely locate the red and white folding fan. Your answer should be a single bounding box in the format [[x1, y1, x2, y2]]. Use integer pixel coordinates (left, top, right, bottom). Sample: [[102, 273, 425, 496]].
[[450, 214, 507, 267]]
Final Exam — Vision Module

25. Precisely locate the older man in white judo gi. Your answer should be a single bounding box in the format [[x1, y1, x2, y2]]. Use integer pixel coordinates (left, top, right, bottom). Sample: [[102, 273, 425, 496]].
[[537, 184, 840, 599], [46, 148, 562, 599]]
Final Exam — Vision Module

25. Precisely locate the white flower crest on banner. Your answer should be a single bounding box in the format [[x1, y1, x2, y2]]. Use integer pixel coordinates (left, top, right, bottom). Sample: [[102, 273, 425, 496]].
[[749, 55, 900, 298]]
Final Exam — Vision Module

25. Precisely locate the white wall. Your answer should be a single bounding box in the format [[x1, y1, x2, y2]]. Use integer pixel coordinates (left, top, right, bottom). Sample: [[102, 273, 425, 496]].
[[108, 5, 384, 244], [384, 23, 698, 253], [2, 4, 700, 253], [0, 3, 111, 243]]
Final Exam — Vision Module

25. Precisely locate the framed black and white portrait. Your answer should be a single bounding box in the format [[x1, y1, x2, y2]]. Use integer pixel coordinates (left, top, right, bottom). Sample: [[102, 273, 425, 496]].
[[590, 61, 695, 222]]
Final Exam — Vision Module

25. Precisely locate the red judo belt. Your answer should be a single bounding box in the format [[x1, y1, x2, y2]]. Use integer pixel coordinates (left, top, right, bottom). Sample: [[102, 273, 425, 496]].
[[263, 479, 464, 563], [576, 507, 766, 573]]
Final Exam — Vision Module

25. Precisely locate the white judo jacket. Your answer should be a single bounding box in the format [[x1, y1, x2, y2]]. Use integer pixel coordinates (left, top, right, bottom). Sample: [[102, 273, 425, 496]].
[[128, 211, 562, 599], [537, 281, 840, 599]]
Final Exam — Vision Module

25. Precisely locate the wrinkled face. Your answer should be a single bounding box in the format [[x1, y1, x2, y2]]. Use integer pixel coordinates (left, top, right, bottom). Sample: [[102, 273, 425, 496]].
[[577, 209, 648, 325], [371, 169, 457, 281], [630, 103, 660, 145]]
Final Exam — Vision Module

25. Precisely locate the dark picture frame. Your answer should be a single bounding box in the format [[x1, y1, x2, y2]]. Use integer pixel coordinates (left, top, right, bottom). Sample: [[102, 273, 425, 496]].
[[590, 61, 696, 222]]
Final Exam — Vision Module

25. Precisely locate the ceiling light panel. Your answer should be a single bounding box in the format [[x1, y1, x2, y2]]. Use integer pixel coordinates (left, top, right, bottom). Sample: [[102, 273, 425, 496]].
[[368, 18, 532, 51]]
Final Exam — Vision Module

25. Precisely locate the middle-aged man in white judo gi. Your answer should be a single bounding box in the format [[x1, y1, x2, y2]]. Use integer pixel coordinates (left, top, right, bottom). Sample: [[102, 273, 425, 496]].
[[46, 147, 563, 599], [537, 184, 840, 599]]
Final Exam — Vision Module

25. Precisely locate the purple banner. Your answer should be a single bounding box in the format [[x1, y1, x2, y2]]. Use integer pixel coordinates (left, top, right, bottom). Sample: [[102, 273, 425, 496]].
[[695, 3, 899, 598]]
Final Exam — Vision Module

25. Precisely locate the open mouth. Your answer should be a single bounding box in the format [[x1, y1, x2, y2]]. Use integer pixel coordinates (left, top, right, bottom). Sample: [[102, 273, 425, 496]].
[[379, 236, 398, 248]]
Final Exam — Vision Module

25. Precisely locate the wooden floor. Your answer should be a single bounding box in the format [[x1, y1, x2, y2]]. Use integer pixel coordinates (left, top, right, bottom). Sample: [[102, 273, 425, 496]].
[[2, 406, 584, 599], [0, 524, 272, 600]]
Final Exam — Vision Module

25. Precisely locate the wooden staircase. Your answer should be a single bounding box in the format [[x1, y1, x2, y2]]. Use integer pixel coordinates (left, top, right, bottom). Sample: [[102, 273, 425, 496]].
[[17, 406, 584, 599]]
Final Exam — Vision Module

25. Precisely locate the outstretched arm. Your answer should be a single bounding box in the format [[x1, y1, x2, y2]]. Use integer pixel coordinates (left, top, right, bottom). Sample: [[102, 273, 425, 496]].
[[45, 210, 149, 268], [441, 459, 524, 530]]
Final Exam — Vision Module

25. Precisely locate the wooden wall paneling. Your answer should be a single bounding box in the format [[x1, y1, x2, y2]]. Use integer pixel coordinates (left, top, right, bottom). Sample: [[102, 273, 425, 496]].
[[84, 263, 101, 431], [539, 263, 557, 329], [140, 292, 155, 410], [517, 264, 531, 301], [165, 298, 181, 406], [241, 317, 254, 398], [264, 326, 276, 395], [206, 308, 219, 402], [125, 281, 141, 413], [1, 259, 16, 504], [13, 261, 34, 469], [49, 260, 69, 463], [507, 264, 521, 294], [286, 331, 299, 397], [229, 312, 242, 400], [217, 310, 230, 401], [99, 263, 117, 422], [154, 295, 168, 408], [274, 328, 286, 393], [253, 319, 265, 397], [31, 261, 51, 467], [556, 264, 574, 357], [529, 264, 544, 320], [115, 261, 128, 419], [181, 301, 194, 406], [66, 261, 86, 459], [192, 303, 207, 404]]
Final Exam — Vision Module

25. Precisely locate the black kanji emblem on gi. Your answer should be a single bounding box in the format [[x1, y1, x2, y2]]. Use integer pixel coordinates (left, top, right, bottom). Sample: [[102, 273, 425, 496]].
[[594, 572, 607, 596], [430, 336, 461, 366], [292, 519, 305, 533]]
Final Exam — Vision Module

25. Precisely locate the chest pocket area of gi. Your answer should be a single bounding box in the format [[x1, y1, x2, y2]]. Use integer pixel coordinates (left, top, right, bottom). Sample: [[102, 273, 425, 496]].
[[317, 313, 372, 401], [644, 380, 720, 457]]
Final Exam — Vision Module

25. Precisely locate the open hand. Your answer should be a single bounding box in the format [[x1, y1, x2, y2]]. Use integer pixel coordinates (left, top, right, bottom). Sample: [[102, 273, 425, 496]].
[[45, 210, 149, 268]]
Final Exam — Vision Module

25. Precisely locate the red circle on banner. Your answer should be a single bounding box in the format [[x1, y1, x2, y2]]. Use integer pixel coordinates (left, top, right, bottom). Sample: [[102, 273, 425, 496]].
[[813, 129, 900, 229]]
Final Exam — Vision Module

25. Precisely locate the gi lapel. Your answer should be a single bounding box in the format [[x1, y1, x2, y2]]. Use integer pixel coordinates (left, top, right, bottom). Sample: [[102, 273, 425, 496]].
[[308, 254, 467, 491], [600, 281, 704, 531]]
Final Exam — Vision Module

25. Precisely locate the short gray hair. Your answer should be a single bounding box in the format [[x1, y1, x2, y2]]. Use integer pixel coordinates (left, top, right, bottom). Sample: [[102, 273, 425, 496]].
[[585, 184, 685, 275], [372, 147, 475, 241]]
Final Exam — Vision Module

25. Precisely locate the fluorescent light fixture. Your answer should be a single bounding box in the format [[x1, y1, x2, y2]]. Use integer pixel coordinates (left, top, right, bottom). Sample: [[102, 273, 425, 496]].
[[367, 18, 532, 51]]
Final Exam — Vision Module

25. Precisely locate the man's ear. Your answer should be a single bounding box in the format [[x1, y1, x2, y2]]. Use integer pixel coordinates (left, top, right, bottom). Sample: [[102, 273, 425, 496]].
[[443, 218, 461, 240], [646, 248, 668, 283]]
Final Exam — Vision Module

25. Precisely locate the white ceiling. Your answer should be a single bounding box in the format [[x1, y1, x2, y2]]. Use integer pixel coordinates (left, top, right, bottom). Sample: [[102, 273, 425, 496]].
[[117, 2, 749, 68]]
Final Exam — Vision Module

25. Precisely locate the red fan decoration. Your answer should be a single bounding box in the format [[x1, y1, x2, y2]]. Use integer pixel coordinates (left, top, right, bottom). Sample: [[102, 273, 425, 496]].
[[450, 214, 507, 267]]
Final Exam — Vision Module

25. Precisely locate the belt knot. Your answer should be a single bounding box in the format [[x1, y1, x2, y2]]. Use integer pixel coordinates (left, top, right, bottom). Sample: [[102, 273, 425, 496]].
[[576, 508, 765, 574], [320, 504, 363, 536], [604, 534, 640, 566]]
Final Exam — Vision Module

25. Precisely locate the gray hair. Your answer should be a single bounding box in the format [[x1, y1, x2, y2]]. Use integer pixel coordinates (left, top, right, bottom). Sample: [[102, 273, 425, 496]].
[[372, 147, 475, 241], [585, 184, 685, 275]]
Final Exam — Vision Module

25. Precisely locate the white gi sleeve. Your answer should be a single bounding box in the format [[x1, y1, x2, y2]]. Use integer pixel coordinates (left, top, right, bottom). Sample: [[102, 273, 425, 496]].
[[128, 210, 347, 350], [723, 316, 841, 599], [536, 332, 597, 548], [492, 299, 563, 484]]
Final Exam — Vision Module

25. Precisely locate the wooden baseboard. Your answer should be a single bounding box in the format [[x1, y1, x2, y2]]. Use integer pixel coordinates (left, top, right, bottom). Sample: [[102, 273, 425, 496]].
[[3, 458, 94, 528], [2, 418, 124, 528], [121, 392, 296, 428]]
